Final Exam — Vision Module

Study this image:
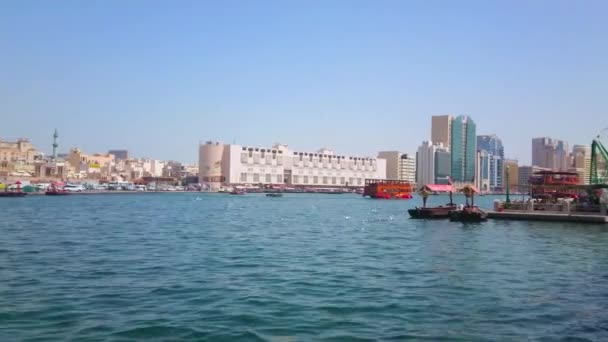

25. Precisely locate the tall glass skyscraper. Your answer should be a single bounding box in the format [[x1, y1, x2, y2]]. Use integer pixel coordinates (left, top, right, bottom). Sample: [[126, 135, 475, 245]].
[[477, 134, 504, 190], [450, 115, 476, 182], [477, 135, 504, 157]]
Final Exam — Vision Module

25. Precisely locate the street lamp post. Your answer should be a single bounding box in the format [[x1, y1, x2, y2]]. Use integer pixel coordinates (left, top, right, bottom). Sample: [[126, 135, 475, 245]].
[[506, 165, 511, 204]]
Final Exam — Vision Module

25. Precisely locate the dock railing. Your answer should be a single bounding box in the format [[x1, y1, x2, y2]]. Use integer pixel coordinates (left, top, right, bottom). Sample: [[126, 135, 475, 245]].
[[494, 199, 606, 215]]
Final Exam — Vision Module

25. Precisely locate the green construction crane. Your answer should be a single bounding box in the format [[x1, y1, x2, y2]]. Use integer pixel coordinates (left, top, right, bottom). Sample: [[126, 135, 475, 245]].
[[590, 136, 608, 184]]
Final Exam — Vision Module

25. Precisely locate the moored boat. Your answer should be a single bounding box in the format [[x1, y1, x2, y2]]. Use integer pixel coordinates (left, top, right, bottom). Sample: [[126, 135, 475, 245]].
[[45, 181, 70, 195], [408, 184, 457, 219], [45, 189, 70, 195], [0, 192, 27, 198], [449, 184, 487, 222], [265, 193, 283, 197], [408, 205, 457, 219], [0, 180, 27, 198], [363, 179, 413, 199], [449, 206, 488, 222], [230, 188, 246, 195]]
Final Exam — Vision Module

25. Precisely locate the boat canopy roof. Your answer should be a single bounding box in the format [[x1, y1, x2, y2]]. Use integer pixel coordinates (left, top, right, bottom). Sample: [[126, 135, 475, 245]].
[[459, 184, 480, 193], [420, 184, 455, 192]]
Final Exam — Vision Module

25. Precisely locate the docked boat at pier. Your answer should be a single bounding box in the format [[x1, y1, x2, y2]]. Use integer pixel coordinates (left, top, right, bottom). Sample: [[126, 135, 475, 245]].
[[230, 187, 246, 195], [408, 184, 456, 219], [363, 179, 413, 199], [0, 181, 28, 198], [449, 206, 488, 222], [448, 185, 487, 222], [45, 182, 70, 196]]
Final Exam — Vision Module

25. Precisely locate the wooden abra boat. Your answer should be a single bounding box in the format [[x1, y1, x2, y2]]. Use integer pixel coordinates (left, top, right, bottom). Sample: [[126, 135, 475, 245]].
[[448, 184, 487, 222], [409, 205, 457, 219], [449, 206, 488, 222], [408, 184, 457, 219]]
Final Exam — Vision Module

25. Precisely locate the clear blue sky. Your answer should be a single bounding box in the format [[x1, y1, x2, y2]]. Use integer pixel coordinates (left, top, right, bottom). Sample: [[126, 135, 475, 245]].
[[1, 0, 606, 164]]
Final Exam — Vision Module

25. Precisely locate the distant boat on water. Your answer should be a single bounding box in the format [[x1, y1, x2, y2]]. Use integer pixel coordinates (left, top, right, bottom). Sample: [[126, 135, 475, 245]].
[[230, 188, 246, 195], [0, 180, 28, 198]]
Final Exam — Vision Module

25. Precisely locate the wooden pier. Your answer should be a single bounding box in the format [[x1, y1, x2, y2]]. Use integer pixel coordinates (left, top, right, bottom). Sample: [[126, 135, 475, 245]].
[[487, 210, 608, 224]]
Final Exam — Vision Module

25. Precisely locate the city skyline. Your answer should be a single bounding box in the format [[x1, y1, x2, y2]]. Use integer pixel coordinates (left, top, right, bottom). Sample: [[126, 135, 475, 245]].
[[2, 1, 607, 163], [0, 126, 595, 167]]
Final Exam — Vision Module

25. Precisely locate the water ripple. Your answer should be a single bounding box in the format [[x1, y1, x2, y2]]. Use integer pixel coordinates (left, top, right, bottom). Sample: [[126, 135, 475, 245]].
[[1, 193, 608, 340]]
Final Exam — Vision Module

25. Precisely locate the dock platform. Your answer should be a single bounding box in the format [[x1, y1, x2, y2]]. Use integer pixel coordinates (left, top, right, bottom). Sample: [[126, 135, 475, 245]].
[[487, 211, 608, 224]]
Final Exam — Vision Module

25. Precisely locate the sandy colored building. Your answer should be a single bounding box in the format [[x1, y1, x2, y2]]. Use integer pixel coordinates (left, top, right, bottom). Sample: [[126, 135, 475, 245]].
[[431, 115, 453, 150], [571, 145, 591, 184], [377, 151, 416, 183], [0, 138, 42, 180], [502, 159, 519, 192]]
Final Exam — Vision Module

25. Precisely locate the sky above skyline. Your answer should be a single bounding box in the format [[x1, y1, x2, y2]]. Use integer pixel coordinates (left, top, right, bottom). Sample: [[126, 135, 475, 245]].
[[2, 0, 607, 164]]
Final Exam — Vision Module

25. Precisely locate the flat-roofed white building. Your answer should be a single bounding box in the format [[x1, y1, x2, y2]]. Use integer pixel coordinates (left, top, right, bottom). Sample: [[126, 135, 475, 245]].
[[199, 141, 386, 190]]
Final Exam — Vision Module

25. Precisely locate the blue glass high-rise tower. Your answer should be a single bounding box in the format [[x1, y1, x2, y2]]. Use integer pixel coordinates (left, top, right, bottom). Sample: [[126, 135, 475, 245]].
[[450, 115, 476, 183]]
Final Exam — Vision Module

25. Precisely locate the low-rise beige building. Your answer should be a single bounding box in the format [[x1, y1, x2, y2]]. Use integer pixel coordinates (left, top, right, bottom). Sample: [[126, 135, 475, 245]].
[[0, 138, 42, 181], [67, 148, 115, 180]]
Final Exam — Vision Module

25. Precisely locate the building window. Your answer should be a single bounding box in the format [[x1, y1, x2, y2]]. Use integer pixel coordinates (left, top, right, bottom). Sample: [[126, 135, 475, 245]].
[[248, 150, 253, 158], [332, 177, 336, 185], [253, 173, 259, 182], [313, 176, 319, 184], [323, 176, 328, 184], [293, 175, 299, 184], [265, 174, 271, 183], [276, 175, 282, 183], [303, 176, 309, 184], [340, 177, 345, 185]]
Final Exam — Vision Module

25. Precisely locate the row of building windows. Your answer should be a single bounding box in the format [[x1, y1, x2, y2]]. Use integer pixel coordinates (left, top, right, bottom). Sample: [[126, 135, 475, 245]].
[[241, 153, 283, 165], [295, 154, 376, 165], [292, 152, 375, 161], [291, 168, 371, 178], [240, 173, 283, 183], [292, 161, 376, 171], [237, 173, 366, 186], [292, 175, 364, 185]]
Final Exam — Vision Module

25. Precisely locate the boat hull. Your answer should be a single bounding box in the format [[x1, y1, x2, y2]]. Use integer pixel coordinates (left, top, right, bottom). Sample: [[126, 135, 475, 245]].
[[45, 191, 70, 196], [449, 207, 488, 222], [265, 193, 283, 197], [408, 205, 457, 219], [0, 192, 27, 198], [370, 193, 413, 199]]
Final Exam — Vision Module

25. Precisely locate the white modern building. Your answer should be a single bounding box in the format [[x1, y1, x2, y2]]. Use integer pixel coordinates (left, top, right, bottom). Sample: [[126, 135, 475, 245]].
[[199, 141, 387, 190], [399, 154, 416, 184], [416, 141, 450, 186], [475, 150, 491, 192]]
